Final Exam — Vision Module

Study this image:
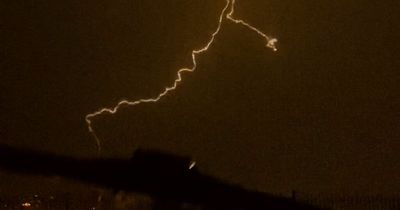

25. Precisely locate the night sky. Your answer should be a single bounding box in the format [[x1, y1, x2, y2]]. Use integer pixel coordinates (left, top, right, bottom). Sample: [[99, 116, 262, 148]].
[[1, 0, 399, 195]]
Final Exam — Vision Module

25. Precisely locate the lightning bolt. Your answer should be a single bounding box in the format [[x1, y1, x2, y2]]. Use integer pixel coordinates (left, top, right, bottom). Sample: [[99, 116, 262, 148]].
[[85, 0, 278, 152]]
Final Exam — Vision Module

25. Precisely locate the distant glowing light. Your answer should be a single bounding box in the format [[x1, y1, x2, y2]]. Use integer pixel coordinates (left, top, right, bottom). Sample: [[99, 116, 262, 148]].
[[85, 0, 278, 152], [189, 161, 196, 170], [22, 202, 31, 207]]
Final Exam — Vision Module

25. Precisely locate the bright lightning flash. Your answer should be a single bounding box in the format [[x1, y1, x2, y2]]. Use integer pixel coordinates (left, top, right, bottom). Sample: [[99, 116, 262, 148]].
[[85, 0, 277, 152]]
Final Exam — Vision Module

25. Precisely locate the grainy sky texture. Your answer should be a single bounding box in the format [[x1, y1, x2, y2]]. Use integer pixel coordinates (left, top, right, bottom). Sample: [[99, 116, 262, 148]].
[[1, 0, 399, 195]]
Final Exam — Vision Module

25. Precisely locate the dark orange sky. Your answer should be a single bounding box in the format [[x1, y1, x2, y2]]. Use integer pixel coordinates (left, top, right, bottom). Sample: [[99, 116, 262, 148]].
[[1, 0, 399, 195]]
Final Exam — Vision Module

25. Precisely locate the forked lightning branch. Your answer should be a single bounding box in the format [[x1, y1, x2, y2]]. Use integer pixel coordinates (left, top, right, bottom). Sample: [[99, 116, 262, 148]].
[[85, 0, 278, 152]]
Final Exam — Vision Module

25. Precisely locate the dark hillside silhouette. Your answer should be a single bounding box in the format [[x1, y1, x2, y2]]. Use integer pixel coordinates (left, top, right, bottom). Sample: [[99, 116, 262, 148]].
[[0, 143, 321, 210]]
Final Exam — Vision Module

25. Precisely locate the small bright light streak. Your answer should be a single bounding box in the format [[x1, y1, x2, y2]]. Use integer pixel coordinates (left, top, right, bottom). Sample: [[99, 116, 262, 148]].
[[86, 0, 278, 152], [189, 161, 196, 170], [21, 202, 31, 207]]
